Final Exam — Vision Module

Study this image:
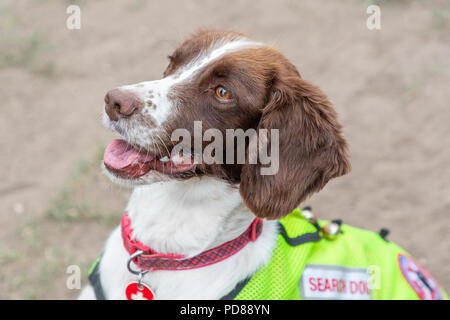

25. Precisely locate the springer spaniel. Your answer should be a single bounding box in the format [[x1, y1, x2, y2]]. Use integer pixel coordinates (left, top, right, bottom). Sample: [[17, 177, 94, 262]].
[[79, 30, 350, 300]]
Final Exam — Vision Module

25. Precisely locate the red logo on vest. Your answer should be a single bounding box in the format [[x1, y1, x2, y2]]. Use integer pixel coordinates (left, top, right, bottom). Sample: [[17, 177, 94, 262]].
[[398, 253, 443, 300]]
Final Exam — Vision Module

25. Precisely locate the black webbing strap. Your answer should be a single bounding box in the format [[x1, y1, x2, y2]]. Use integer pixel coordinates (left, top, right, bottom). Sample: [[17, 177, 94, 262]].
[[88, 257, 106, 300], [277, 222, 322, 246]]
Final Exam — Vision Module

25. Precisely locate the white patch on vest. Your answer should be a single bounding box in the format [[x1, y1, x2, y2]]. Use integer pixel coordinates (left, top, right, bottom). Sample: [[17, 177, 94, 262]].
[[300, 264, 372, 300]]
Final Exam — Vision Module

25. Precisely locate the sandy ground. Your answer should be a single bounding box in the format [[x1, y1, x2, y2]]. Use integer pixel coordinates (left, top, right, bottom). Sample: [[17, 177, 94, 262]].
[[0, 0, 449, 299]]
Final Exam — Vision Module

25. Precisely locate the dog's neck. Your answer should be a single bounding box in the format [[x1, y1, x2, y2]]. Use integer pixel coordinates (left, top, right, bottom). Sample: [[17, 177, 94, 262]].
[[126, 177, 255, 257]]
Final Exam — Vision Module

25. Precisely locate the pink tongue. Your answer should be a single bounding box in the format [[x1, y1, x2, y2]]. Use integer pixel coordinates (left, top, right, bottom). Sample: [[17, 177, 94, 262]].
[[104, 139, 154, 170]]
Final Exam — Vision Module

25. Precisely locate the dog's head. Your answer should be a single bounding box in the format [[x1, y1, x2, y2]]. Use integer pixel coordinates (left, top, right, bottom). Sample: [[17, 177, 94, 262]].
[[102, 30, 350, 219]]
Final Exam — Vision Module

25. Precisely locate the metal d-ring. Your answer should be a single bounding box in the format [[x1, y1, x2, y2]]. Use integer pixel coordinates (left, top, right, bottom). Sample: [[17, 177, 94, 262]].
[[127, 250, 149, 276]]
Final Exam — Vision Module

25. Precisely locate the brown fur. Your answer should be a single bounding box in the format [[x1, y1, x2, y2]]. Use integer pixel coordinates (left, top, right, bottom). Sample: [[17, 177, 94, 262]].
[[120, 29, 351, 219], [240, 65, 351, 219]]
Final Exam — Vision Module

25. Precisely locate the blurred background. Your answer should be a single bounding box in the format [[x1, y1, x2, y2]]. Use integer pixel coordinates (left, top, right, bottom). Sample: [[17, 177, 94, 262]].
[[0, 0, 449, 299]]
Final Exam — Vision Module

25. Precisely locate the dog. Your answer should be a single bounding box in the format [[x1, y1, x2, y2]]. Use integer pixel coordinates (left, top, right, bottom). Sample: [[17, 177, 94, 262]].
[[79, 30, 446, 300]]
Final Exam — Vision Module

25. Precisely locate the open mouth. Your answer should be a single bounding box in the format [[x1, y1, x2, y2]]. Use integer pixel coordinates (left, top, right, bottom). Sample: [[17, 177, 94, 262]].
[[103, 139, 196, 179]]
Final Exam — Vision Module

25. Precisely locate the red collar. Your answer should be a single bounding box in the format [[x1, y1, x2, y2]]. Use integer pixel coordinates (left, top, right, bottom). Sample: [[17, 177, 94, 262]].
[[121, 213, 263, 272]]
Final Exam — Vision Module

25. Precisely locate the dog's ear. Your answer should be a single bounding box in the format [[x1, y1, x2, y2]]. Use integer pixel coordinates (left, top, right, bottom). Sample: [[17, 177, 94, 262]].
[[239, 72, 351, 220]]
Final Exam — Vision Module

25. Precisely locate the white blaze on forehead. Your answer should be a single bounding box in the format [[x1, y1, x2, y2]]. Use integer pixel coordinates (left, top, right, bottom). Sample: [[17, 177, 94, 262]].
[[172, 38, 263, 83], [119, 37, 263, 125]]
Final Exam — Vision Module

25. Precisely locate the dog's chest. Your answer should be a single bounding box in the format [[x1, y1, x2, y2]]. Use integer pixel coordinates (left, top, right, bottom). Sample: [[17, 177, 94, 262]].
[[98, 222, 277, 299]]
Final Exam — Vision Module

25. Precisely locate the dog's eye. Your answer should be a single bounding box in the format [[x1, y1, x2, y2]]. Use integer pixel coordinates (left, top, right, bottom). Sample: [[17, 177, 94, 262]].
[[215, 86, 231, 100]]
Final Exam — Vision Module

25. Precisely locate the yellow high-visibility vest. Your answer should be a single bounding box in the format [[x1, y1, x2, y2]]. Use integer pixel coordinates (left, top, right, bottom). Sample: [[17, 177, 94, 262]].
[[223, 208, 448, 300]]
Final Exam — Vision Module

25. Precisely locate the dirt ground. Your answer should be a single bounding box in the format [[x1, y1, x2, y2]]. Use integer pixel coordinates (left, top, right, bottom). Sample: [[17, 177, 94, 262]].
[[0, 0, 449, 299]]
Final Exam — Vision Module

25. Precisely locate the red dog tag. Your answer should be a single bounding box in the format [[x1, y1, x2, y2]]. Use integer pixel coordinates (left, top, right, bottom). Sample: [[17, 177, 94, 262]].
[[125, 282, 155, 300]]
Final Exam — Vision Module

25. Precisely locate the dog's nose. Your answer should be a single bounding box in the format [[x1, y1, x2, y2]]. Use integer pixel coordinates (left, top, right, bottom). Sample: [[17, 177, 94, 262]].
[[104, 89, 138, 121]]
